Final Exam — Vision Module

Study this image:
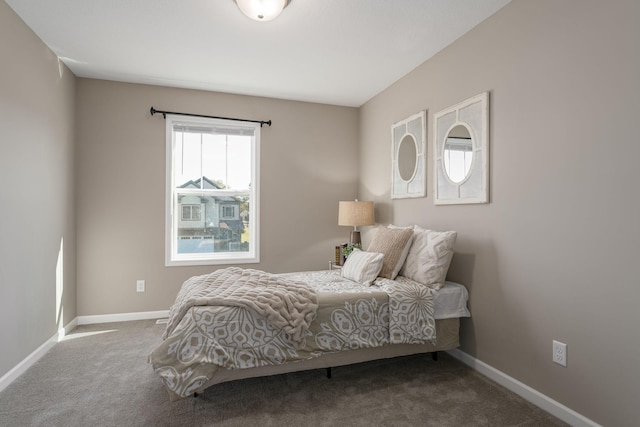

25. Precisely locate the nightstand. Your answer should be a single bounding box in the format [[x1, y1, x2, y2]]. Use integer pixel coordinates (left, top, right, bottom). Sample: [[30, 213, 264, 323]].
[[329, 261, 343, 271]]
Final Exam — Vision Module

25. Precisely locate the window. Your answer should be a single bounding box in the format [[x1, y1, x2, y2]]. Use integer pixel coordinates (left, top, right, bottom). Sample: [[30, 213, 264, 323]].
[[166, 115, 260, 266], [221, 205, 236, 219], [181, 204, 201, 221]]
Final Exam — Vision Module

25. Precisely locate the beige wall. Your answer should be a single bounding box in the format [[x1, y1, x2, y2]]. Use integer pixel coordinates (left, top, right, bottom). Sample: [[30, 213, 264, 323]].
[[5, 0, 639, 423], [0, 2, 76, 378], [359, 0, 640, 425], [75, 79, 359, 315]]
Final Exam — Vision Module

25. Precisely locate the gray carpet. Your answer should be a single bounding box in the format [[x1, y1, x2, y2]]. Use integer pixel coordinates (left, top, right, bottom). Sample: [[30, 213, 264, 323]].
[[0, 320, 567, 426]]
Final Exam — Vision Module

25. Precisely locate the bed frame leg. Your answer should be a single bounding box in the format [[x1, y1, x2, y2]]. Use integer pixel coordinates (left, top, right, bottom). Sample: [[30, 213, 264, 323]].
[[193, 392, 199, 398], [326, 367, 332, 379], [431, 351, 438, 361]]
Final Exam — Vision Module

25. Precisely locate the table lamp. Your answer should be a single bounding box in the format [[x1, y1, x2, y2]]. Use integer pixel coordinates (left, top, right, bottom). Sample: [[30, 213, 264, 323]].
[[338, 200, 375, 245]]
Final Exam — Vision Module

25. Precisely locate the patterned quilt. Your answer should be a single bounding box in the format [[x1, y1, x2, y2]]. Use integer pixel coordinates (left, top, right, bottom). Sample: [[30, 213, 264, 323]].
[[149, 270, 435, 400]]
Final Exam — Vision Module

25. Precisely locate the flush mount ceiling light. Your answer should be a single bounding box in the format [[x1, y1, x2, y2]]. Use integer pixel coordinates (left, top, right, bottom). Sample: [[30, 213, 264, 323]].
[[235, 0, 291, 21]]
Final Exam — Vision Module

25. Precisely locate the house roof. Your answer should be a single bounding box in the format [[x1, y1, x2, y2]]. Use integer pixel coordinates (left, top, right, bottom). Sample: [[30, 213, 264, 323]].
[[179, 177, 241, 204], [179, 177, 224, 190]]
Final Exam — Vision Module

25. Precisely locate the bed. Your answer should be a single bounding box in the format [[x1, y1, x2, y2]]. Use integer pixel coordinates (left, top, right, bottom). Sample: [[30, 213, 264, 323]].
[[149, 226, 470, 401]]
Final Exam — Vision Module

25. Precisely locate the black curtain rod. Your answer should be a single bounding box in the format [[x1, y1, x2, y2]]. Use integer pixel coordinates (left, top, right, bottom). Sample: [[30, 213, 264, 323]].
[[150, 107, 272, 127]]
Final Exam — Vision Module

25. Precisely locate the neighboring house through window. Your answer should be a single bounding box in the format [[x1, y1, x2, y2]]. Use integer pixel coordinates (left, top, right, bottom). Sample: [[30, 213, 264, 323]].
[[165, 115, 260, 266]]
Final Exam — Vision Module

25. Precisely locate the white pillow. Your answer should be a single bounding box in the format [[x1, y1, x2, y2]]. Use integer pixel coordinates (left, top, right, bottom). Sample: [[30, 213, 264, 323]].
[[400, 226, 457, 289], [341, 249, 384, 286]]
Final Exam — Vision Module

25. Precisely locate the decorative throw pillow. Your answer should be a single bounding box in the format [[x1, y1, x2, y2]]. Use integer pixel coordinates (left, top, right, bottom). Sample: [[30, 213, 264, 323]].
[[366, 227, 414, 279], [400, 226, 457, 289], [341, 249, 384, 286], [387, 224, 415, 265]]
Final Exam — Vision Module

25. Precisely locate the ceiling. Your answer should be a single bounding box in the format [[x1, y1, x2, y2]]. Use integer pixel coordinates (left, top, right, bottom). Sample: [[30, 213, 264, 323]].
[[6, 0, 511, 107]]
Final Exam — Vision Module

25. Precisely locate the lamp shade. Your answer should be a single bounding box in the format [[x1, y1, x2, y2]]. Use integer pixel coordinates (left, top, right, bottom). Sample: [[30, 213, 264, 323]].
[[338, 201, 375, 227], [235, 0, 291, 21]]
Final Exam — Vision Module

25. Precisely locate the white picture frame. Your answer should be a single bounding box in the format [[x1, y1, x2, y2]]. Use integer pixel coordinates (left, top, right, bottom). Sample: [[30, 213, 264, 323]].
[[433, 92, 489, 205], [391, 111, 426, 199]]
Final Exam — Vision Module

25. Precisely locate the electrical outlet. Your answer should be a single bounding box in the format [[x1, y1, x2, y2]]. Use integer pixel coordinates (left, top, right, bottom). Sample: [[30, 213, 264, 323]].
[[553, 340, 567, 367], [136, 280, 145, 293]]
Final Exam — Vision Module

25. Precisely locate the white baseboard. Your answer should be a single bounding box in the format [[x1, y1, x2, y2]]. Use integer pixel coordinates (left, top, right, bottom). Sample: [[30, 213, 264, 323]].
[[77, 310, 169, 325], [446, 348, 601, 427], [0, 311, 167, 394], [0, 317, 77, 394]]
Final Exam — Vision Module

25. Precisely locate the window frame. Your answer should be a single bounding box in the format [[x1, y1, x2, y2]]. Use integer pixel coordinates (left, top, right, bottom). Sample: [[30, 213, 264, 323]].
[[165, 115, 260, 266]]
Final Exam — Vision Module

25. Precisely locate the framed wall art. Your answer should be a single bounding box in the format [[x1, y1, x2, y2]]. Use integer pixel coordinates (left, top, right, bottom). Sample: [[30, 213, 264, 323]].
[[433, 92, 489, 205], [391, 111, 426, 199]]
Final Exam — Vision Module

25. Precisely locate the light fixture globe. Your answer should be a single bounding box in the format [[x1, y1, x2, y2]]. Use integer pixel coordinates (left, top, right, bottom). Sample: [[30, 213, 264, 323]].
[[235, 0, 291, 21]]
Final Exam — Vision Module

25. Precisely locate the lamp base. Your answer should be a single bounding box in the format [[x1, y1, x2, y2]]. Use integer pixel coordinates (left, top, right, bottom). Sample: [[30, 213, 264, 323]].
[[350, 230, 361, 245]]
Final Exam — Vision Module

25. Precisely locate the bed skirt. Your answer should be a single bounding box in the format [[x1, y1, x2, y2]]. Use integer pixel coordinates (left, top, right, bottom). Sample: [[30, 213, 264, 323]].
[[197, 317, 459, 392]]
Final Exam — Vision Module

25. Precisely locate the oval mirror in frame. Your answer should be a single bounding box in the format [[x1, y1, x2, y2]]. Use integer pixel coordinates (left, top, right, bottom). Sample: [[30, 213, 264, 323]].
[[391, 111, 426, 199], [433, 92, 489, 205], [398, 134, 418, 181], [443, 124, 473, 183]]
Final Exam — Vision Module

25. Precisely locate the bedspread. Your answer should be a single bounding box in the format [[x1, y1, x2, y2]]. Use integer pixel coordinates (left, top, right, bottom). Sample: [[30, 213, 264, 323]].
[[283, 271, 436, 345], [163, 267, 318, 346], [149, 270, 435, 400]]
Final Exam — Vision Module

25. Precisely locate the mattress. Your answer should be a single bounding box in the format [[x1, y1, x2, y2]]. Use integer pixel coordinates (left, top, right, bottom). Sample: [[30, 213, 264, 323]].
[[434, 281, 471, 319]]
